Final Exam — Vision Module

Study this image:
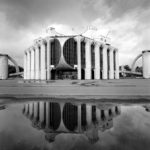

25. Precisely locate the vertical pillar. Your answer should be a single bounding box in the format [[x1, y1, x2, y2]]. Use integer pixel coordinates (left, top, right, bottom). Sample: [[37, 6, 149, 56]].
[[85, 40, 92, 79], [46, 38, 52, 80], [24, 52, 27, 80], [40, 40, 46, 80], [30, 47, 35, 80], [45, 102, 50, 129], [29, 103, 34, 118], [115, 49, 119, 79], [96, 107, 100, 122], [35, 45, 40, 80], [102, 45, 108, 79], [26, 50, 31, 79], [109, 48, 114, 79], [76, 37, 82, 80], [77, 104, 82, 132], [86, 104, 92, 126], [39, 102, 45, 125], [95, 43, 100, 79]]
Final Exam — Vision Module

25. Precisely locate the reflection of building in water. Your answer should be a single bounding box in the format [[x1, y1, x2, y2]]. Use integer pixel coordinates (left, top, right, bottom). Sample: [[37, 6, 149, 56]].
[[23, 101, 121, 144]]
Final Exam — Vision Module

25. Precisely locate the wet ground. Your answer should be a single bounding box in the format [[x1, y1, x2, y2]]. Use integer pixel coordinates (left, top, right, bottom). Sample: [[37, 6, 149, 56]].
[[0, 99, 150, 150]]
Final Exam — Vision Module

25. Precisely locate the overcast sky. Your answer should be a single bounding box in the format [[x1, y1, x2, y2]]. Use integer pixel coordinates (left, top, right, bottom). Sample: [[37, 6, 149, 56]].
[[0, 0, 150, 67]]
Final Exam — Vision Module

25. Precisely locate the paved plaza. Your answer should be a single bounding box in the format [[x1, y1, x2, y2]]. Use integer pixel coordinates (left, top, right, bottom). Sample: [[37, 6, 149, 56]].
[[0, 79, 150, 101]]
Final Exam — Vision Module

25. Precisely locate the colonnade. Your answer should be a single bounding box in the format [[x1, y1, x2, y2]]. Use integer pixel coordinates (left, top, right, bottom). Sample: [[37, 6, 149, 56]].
[[24, 35, 119, 80], [23, 101, 121, 142]]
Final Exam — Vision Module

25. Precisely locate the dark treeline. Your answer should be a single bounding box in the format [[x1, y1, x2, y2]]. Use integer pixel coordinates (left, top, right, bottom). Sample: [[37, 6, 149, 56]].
[[119, 65, 142, 77]]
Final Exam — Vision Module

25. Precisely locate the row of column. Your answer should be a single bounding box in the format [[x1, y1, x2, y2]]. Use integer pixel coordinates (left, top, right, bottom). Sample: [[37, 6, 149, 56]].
[[76, 37, 119, 80], [24, 38, 52, 80], [24, 37, 119, 80], [23, 102, 121, 132]]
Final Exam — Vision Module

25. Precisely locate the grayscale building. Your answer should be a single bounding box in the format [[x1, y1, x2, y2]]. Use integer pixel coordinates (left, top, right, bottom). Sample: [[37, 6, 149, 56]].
[[24, 29, 119, 80]]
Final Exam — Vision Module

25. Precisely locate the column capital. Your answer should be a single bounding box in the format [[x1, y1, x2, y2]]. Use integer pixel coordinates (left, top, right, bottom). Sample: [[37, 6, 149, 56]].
[[26, 48, 31, 53], [39, 39, 47, 45], [45, 36, 54, 43], [84, 38, 93, 45], [103, 44, 109, 49], [94, 41, 101, 47], [30, 46, 35, 51], [34, 44, 40, 49], [74, 35, 83, 42], [114, 48, 118, 52]]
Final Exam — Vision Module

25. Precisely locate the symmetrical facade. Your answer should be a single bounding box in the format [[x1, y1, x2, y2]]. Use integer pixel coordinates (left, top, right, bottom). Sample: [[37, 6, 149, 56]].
[[24, 34, 119, 80]]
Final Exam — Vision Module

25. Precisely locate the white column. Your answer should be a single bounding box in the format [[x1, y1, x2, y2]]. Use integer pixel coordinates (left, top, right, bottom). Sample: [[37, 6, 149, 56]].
[[45, 102, 50, 129], [26, 50, 31, 79], [39, 102, 45, 124], [24, 52, 27, 80], [86, 104, 92, 126], [109, 48, 114, 79], [95, 43, 100, 79], [85, 40, 92, 79], [40, 40, 46, 80], [30, 47, 35, 80], [115, 49, 119, 79], [29, 103, 34, 118], [46, 38, 51, 80], [77, 104, 82, 132], [102, 45, 108, 79], [77, 37, 81, 80], [96, 108, 100, 122], [35, 45, 40, 80]]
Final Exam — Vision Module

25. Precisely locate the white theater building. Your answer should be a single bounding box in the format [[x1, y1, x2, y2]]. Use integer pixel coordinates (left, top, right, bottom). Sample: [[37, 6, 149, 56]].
[[24, 27, 119, 80]]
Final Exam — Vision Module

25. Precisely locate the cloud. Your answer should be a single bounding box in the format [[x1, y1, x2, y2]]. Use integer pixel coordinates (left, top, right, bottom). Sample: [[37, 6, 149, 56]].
[[0, 0, 84, 28], [0, 0, 150, 66]]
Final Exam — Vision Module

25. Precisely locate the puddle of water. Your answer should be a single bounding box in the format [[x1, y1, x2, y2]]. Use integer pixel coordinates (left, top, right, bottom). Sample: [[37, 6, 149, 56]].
[[0, 100, 150, 150]]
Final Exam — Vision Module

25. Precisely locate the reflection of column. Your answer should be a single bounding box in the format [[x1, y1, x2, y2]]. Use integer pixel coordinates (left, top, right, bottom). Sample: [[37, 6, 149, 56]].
[[77, 104, 82, 132], [111, 106, 116, 116], [85, 40, 92, 79], [86, 104, 92, 126], [24, 52, 27, 80], [96, 107, 100, 122], [109, 48, 114, 79], [40, 40, 46, 80], [102, 45, 108, 79], [115, 49, 119, 79], [45, 102, 50, 130], [39, 102, 45, 125], [77, 37, 81, 80], [95, 43, 100, 79], [35, 45, 40, 80], [29, 103, 33, 118], [104, 109, 109, 120], [25, 104, 29, 115], [31, 47, 35, 80], [27, 50, 31, 79], [33, 102, 39, 121]]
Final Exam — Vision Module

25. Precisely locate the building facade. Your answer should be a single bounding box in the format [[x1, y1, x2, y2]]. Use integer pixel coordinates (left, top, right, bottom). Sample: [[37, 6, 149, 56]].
[[24, 34, 119, 80]]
